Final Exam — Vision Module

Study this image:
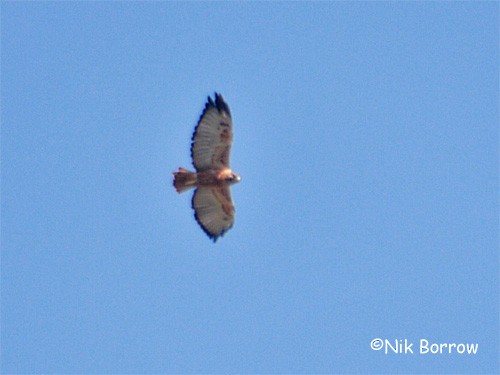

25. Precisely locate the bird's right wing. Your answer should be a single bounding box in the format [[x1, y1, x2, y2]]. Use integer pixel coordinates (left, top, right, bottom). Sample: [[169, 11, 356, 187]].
[[192, 186, 235, 242]]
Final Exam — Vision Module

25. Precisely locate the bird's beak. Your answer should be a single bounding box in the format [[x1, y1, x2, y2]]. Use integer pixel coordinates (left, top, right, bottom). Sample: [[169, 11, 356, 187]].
[[235, 175, 241, 182]]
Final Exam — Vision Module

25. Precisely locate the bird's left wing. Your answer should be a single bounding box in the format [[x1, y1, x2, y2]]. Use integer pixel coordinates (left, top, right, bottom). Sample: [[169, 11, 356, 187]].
[[191, 93, 233, 172], [192, 186, 235, 242]]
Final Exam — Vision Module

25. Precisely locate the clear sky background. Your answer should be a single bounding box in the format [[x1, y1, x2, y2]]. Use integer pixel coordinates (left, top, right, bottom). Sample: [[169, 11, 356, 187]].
[[2, 2, 498, 374]]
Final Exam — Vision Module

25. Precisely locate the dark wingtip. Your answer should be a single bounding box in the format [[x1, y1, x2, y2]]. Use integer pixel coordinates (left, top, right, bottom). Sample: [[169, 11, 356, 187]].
[[214, 92, 231, 118], [207, 95, 215, 108]]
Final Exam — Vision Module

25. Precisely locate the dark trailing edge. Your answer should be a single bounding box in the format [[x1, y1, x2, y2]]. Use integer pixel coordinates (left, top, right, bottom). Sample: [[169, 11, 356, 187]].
[[191, 188, 233, 243], [190, 92, 231, 172]]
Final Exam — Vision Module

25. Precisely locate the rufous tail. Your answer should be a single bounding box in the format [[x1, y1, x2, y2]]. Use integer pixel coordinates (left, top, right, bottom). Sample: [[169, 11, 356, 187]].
[[173, 167, 197, 193]]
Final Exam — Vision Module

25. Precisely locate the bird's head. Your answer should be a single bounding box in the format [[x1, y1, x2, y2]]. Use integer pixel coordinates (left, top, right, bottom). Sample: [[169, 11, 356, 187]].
[[219, 168, 241, 185], [227, 172, 241, 185]]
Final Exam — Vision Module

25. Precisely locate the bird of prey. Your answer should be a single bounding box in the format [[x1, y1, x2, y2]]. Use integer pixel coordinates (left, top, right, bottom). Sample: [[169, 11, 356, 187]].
[[173, 93, 241, 242]]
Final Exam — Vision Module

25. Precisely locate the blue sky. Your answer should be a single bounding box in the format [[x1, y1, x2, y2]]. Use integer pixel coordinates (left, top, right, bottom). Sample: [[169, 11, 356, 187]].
[[2, 2, 498, 374]]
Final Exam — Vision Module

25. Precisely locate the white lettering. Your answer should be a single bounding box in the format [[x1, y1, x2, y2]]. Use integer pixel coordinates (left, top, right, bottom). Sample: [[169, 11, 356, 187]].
[[419, 339, 478, 355], [420, 339, 429, 354], [467, 343, 478, 354], [385, 339, 398, 354], [404, 339, 414, 354]]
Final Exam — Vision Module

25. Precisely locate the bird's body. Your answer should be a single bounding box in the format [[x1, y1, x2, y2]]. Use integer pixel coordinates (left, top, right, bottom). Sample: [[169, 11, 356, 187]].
[[173, 93, 240, 242], [173, 167, 239, 193]]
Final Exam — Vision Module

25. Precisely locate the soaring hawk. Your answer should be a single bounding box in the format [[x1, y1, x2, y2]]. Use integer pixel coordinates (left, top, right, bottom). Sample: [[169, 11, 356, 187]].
[[173, 93, 240, 242]]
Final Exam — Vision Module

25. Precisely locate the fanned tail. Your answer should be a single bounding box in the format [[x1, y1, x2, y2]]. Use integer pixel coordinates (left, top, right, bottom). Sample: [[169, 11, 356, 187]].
[[173, 168, 197, 193]]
